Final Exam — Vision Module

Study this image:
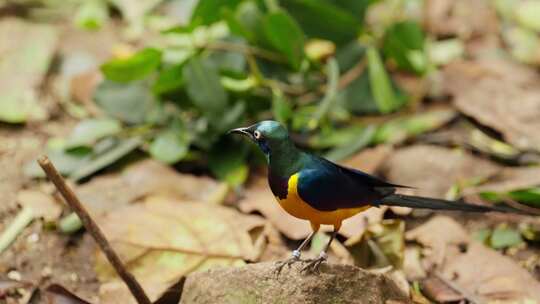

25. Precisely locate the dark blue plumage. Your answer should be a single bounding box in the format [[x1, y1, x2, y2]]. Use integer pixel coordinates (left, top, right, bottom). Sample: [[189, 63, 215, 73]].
[[296, 155, 399, 211]]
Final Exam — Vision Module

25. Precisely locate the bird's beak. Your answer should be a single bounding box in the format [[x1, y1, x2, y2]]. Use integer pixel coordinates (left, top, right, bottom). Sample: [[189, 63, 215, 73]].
[[228, 127, 254, 139]]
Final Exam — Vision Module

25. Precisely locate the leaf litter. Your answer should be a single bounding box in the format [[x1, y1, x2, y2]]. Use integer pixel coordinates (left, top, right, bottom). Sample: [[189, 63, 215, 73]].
[[95, 196, 265, 303], [407, 216, 540, 303]]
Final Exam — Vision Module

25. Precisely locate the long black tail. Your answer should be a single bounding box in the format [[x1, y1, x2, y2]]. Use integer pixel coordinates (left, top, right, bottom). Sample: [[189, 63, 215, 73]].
[[377, 194, 527, 214]]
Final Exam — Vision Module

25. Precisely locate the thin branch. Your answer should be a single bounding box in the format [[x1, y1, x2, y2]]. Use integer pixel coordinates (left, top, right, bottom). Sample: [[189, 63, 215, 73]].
[[502, 198, 540, 216], [298, 59, 366, 104], [37, 156, 151, 304], [201, 41, 286, 63]]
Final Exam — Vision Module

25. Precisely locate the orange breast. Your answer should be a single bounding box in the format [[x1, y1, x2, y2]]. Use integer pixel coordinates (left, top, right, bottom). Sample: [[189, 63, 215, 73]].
[[276, 173, 370, 229]]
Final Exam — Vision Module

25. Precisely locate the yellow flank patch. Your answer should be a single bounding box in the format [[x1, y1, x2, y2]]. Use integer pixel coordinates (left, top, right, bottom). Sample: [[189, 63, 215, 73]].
[[277, 173, 370, 229]]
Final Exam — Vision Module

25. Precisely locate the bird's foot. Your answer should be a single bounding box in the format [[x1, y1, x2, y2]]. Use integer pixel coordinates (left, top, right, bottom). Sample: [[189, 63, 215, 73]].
[[300, 252, 328, 274], [274, 250, 303, 275]]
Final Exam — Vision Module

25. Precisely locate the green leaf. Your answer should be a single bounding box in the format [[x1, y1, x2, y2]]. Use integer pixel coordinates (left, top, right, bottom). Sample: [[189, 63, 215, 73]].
[[281, 0, 361, 45], [94, 80, 156, 124], [183, 56, 228, 114], [70, 137, 142, 182], [208, 140, 249, 186], [473, 228, 492, 244], [0, 20, 58, 123], [325, 125, 376, 161], [490, 226, 523, 249], [508, 188, 540, 207], [272, 90, 293, 124], [74, 0, 108, 30], [66, 118, 122, 148], [428, 38, 464, 66], [191, 0, 242, 25], [336, 40, 366, 71], [367, 46, 403, 114], [516, 0, 540, 32], [308, 124, 366, 148], [153, 64, 184, 95], [24, 149, 92, 178], [372, 109, 456, 144], [101, 48, 162, 83], [262, 10, 305, 70], [226, 1, 265, 43], [149, 126, 190, 164], [309, 57, 339, 129], [382, 21, 427, 74], [208, 39, 247, 75], [342, 71, 379, 114], [481, 187, 540, 208]]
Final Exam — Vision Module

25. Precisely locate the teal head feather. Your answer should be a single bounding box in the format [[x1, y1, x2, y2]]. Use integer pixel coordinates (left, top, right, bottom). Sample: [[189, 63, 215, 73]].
[[228, 120, 305, 175]]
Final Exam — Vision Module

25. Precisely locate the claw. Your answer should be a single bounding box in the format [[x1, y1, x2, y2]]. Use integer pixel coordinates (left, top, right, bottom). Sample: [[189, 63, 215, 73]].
[[300, 252, 328, 274], [274, 251, 302, 275]]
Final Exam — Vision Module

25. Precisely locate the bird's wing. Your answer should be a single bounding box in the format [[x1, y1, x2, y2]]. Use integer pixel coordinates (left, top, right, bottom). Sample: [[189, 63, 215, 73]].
[[296, 158, 396, 211]]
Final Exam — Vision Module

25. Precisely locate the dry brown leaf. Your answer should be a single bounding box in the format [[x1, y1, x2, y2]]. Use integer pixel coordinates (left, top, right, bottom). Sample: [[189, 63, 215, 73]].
[[424, 0, 498, 39], [0, 18, 59, 123], [342, 145, 393, 174], [96, 196, 265, 303], [466, 167, 540, 194], [382, 145, 499, 197], [407, 216, 540, 303], [444, 59, 540, 151], [403, 246, 426, 281], [76, 159, 224, 218], [421, 276, 463, 303], [16, 189, 62, 222]]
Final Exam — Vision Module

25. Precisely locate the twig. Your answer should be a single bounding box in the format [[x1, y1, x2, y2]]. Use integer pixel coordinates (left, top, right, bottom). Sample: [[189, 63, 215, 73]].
[[298, 59, 366, 104], [0, 206, 34, 254], [202, 41, 286, 63], [37, 156, 151, 304], [502, 198, 540, 216]]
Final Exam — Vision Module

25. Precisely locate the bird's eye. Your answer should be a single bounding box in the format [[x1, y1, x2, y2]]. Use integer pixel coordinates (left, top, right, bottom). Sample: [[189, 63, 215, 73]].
[[253, 130, 262, 139]]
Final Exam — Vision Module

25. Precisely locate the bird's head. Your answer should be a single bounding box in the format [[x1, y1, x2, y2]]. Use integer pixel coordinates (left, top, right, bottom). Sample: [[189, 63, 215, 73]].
[[228, 120, 290, 155]]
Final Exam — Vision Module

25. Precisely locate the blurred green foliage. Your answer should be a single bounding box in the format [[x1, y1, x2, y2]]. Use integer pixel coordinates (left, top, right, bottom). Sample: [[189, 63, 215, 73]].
[[47, 0, 439, 185]]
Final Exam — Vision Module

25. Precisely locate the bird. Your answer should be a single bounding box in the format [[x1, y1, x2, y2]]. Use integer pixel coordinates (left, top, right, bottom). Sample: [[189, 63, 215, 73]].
[[229, 120, 525, 273]]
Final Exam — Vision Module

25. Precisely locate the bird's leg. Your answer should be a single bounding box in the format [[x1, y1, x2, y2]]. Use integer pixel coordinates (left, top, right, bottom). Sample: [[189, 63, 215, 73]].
[[301, 229, 338, 274], [274, 230, 316, 275]]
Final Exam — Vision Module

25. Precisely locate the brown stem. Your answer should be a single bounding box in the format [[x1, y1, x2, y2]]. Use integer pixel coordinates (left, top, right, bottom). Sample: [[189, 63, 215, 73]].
[[502, 198, 540, 216], [37, 156, 151, 304], [202, 41, 286, 63]]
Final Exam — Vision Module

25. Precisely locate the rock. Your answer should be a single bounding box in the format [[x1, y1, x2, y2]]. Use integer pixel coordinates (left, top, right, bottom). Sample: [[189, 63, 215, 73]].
[[180, 262, 411, 304]]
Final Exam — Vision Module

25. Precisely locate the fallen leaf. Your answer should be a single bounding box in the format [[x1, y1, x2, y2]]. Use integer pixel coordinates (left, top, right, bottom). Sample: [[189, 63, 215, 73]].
[[489, 225, 524, 249], [444, 59, 540, 151], [382, 145, 499, 197], [45, 284, 91, 304], [403, 246, 426, 281], [407, 216, 540, 303], [0, 18, 58, 123], [421, 276, 463, 303], [424, 0, 498, 39], [95, 196, 265, 303], [75, 159, 224, 218], [341, 145, 393, 174], [466, 167, 540, 194], [0, 278, 32, 298], [16, 190, 62, 222]]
